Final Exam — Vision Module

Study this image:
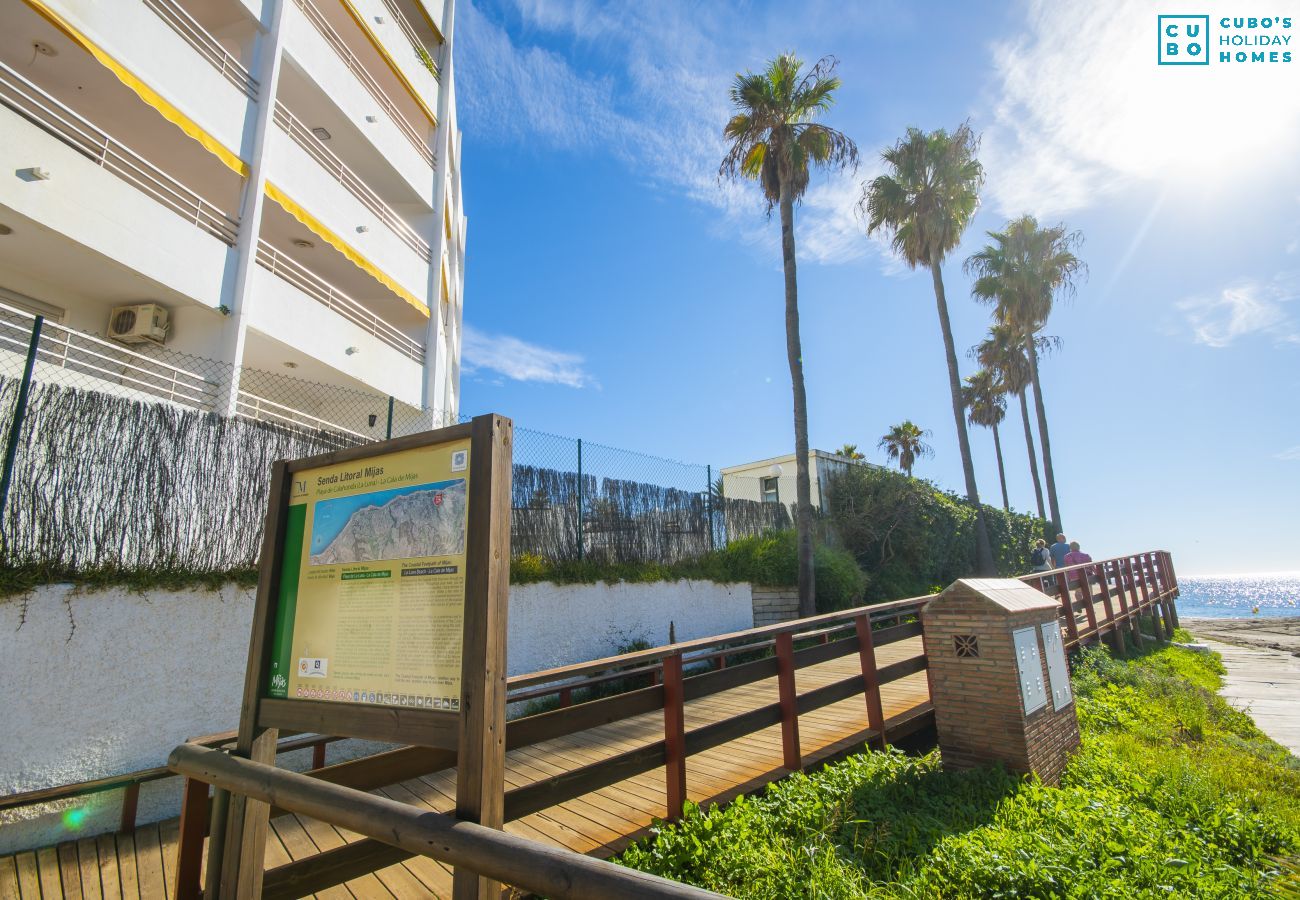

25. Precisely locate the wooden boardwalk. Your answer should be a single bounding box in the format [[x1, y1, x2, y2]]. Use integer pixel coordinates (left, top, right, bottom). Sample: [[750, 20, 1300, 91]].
[[0, 639, 931, 900], [1198, 638, 1300, 755]]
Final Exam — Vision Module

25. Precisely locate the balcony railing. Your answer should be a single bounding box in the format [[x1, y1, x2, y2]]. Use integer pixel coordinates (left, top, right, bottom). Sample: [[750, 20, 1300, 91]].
[[293, 0, 435, 166], [0, 300, 220, 410], [0, 61, 240, 246], [272, 102, 431, 261], [255, 240, 426, 363], [234, 389, 366, 448], [143, 0, 259, 98], [378, 0, 441, 79]]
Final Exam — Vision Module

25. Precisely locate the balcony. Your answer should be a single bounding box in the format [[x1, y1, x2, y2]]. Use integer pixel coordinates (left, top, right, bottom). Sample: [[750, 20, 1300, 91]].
[[267, 102, 433, 299], [0, 65, 236, 314], [143, 0, 259, 99], [254, 240, 424, 364], [344, 0, 442, 109], [0, 299, 422, 450], [284, 0, 436, 197], [9, 0, 256, 156]]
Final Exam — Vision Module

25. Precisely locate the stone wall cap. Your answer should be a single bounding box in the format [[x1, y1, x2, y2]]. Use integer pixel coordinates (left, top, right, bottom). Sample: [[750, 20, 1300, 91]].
[[923, 578, 1058, 617]]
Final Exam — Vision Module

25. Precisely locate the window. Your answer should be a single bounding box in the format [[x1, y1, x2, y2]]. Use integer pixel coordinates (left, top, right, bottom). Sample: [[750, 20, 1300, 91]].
[[761, 476, 779, 505]]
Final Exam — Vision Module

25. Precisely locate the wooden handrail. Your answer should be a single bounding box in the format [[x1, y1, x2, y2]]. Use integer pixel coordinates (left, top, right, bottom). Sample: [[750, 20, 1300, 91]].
[[168, 744, 725, 900]]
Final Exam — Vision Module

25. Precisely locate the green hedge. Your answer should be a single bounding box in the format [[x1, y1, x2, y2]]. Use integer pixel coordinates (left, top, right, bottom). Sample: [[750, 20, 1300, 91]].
[[822, 466, 1046, 601]]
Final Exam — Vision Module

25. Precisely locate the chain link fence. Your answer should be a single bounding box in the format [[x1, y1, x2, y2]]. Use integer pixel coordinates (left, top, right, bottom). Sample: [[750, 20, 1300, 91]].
[[0, 308, 785, 574]]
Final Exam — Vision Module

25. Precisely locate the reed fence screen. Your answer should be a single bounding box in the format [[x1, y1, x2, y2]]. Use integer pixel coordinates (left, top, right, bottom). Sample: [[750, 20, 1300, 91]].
[[0, 374, 790, 574]]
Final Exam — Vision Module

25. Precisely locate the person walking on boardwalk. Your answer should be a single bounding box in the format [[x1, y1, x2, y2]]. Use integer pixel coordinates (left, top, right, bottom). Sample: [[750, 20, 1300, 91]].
[[1030, 538, 1052, 573], [1050, 532, 1070, 568], [1063, 540, 1094, 607]]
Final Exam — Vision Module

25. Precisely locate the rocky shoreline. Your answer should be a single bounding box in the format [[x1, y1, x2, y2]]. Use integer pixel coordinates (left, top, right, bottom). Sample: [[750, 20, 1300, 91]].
[[1182, 615, 1300, 657]]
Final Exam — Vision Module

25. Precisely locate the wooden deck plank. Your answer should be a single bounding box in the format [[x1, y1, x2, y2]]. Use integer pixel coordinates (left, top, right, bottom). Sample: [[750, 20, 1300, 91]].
[[157, 822, 178, 900], [130, 828, 166, 900], [14, 851, 42, 900], [95, 834, 122, 900], [113, 835, 139, 900], [75, 837, 103, 900], [0, 855, 21, 900], [57, 842, 84, 900], [36, 847, 64, 900]]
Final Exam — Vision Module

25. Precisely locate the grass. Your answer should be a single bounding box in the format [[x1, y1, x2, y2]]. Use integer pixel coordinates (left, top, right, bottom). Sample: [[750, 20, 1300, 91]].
[[0, 562, 259, 600], [618, 638, 1300, 898]]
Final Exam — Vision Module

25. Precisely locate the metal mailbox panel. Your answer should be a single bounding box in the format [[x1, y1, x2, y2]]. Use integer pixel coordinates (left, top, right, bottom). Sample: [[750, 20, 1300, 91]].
[[1012, 626, 1048, 714], [1040, 622, 1073, 710]]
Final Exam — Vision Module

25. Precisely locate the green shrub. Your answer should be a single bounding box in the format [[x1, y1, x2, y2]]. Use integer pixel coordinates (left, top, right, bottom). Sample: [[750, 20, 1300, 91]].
[[822, 465, 1047, 600]]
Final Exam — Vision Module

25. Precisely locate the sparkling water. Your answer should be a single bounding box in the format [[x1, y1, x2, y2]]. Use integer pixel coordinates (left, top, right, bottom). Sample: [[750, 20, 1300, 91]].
[[1176, 573, 1300, 619]]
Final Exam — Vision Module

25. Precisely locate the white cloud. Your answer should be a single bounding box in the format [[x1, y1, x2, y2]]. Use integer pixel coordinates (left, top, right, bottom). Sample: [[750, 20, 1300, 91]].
[[455, 0, 883, 265], [1175, 274, 1300, 348], [980, 0, 1300, 217], [461, 325, 595, 388], [1276, 445, 1300, 461]]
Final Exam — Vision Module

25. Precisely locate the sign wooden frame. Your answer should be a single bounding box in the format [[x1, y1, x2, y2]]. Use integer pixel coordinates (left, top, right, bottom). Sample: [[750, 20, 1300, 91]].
[[206, 414, 512, 899]]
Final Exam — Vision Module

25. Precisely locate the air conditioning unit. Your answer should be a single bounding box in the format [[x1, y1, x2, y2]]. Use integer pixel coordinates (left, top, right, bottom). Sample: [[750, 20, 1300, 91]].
[[108, 303, 170, 344]]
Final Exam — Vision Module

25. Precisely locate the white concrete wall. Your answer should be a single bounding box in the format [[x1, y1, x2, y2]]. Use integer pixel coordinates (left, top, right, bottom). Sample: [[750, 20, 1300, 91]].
[[506, 580, 753, 676], [347, 0, 441, 114], [0, 577, 751, 854]]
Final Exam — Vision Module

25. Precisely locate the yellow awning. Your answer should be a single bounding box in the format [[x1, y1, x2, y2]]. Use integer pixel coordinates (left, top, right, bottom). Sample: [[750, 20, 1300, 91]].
[[265, 182, 429, 317], [21, 0, 250, 177]]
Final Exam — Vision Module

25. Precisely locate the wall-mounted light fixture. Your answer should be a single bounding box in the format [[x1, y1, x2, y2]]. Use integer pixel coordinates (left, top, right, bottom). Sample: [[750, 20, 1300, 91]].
[[292, 239, 314, 249], [365, 114, 379, 123], [356, 225, 369, 233], [310, 126, 331, 141], [345, 346, 359, 355], [17, 167, 51, 181]]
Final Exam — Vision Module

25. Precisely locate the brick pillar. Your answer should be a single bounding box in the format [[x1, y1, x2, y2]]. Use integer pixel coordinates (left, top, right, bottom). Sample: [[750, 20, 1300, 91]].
[[921, 578, 1081, 785]]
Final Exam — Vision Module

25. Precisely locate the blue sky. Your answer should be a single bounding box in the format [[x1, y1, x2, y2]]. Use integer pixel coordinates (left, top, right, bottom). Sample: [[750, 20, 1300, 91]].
[[451, 0, 1300, 576]]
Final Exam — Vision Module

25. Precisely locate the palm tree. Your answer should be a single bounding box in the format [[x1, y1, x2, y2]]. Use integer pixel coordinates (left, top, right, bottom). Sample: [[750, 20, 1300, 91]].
[[720, 54, 857, 618], [965, 215, 1085, 534], [835, 444, 864, 460], [862, 122, 996, 574], [962, 369, 1009, 510], [878, 421, 933, 478], [973, 322, 1045, 520]]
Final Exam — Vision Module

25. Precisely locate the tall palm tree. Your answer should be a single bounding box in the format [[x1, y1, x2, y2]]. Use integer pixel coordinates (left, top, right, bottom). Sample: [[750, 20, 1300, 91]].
[[973, 322, 1045, 520], [962, 369, 1009, 511], [878, 421, 933, 478], [862, 123, 996, 574], [720, 54, 857, 618], [965, 215, 1085, 534], [835, 443, 864, 460]]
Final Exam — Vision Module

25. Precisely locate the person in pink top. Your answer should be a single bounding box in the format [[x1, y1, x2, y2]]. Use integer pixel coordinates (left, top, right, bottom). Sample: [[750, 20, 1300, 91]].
[[1063, 541, 1093, 604]]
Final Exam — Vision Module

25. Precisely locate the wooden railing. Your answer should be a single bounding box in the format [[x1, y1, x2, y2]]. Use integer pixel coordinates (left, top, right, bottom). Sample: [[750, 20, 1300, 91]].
[[0, 551, 1180, 899]]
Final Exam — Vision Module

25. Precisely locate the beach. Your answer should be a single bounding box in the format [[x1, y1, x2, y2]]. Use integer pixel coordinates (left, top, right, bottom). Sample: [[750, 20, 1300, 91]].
[[1182, 615, 1300, 657]]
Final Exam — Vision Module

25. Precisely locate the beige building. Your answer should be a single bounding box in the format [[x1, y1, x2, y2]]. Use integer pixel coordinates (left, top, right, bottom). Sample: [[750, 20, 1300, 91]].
[[720, 450, 878, 511]]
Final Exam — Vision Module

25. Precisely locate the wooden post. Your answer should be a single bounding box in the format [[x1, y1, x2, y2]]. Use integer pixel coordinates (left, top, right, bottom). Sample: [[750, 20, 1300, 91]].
[[311, 741, 327, 770], [1055, 573, 1079, 644], [118, 782, 140, 834], [1093, 563, 1121, 654], [775, 632, 801, 770], [662, 652, 687, 821], [173, 778, 209, 900], [1120, 557, 1142, 615], [1076, 566, 1099, 637], [215, 461, 291, 899], [453, 415, 514, 900], [1110, 561, 1130, 618], [854, 615, 887, 748]]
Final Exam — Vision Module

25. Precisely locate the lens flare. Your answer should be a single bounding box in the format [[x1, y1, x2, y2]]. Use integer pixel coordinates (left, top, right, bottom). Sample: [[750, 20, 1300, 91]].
[[61, 807, 88, 830]]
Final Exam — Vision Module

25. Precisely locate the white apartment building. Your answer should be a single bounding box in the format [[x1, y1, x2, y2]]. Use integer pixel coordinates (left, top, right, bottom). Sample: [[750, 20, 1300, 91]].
[[0, 0, 465, 442], [721, 450, 878, 511]]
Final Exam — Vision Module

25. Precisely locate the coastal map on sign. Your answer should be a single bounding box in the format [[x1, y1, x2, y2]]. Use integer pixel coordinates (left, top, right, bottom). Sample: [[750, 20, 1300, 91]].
[[309, 478, 467, 565]]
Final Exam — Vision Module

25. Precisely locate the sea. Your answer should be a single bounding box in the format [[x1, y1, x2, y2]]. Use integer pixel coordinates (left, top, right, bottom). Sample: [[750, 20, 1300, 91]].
[[1176, 573, 1300, 619]]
